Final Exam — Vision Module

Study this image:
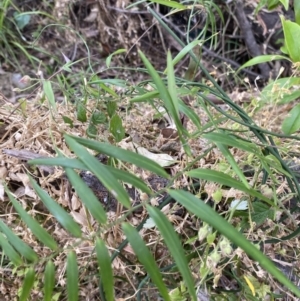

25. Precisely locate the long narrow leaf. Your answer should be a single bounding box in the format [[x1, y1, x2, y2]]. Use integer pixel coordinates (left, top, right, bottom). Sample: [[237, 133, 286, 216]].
[[187, 169, 273, 205], [146, 205, 197, 301], [29, 157, 152, 195], [5, 188, 57, 250], [67, 251, 78, 301], [0, 232, 22, 266], [44, 261, 55, 301], [19, 268, 35, 301], [65, 135, 169, 178], [122, 223, 171, 301], [29, 176, 82, 238], [65, 168, 107, 224], [64, 135, 131, 208], [0, 219, 38, 262], [168, 189, 300, 298], [96, 238, 114, 301]]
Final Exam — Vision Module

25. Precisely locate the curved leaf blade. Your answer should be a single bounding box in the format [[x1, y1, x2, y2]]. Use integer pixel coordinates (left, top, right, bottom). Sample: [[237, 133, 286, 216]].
[[5, 188, 57, 250], [168, 189, 300, 298], [146, 205, 197, 301], [0, 219, 38, 262], [0, 232, 22, 266], [282, 103, 300, 135], [19, 268, 35, 301], [64, 135, 131, 208], [96, 238, 114, 301], [29, 176, 82, 238], [122, 223, 171, 301]]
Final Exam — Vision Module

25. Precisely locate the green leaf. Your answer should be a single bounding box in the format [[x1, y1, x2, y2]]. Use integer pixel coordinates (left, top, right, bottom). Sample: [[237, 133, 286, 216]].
[[122, 223, 171, 301], [187, 169, 273, 205], [0, 219, 38, 262], [5, 188, 58, 250], [251, 202, 274, 226], [67, 251, 78, 301], [167, 51, 179, 119], [19, 268, 35, 301], [76, 102, 87, 122], [0, 232, 22, 266], [146, 205, 197, 301], [91, 110, 106, 124], [29, 177, 82, 237], [107, 101, 117, 118], [64, 135, 131, 208], [14, 12, 31, 30], [237, 55, 290, 73], [62, 116, 74, 128], [43, 80, 56, 111], [44, 261, 55, 301], [106, 48, 126, 68], [96, 238, 114, 301], [63, 135, 169, 178], [281, 17, 300, 62], [29, 157, 152, 194], [148, 0, 186, 9], [86, 122, 97, 138], [64, 168, 107, 224], [279, 0, 288, 10], [130, 90, 159, 103], [295, 0, 300, 25], [168, 189, 300, 298], [282, 103, 300, 135], [109, 114, 125, 142]]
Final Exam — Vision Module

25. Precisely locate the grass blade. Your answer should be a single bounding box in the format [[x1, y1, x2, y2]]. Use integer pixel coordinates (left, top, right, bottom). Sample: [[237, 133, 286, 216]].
[[67, 251, 78, 301], [0, 232, 22, 266], [5, 187, 57, 250], [65, 135, 131, 208], [44, 261, 55, 301], [0, 219, 38, 262], [65, 168, 107, 224], [96, 238, 114, 301], [146, 205, 197, 301], [29, 176, 82, 238], [19, 268, 35, 301], [168, 189, 300, 298], [122, 223, 171, 301]]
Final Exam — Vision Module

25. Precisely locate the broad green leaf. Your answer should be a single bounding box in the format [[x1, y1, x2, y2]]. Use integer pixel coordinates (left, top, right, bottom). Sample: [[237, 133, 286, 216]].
[[295, 0, 300, 25], [187, 169, 273, 205], [237, 55, 290, 73], [168, 189, 300, 298], [19, 268, 35, 301], [106, 48, 126, 68], [282, 103, 300, 134], [109, 114, 125, 142], [65, 168, 107, 224], [29, 177, 82, 238], [279, 0, 288, 10], [0, 232, 22, 266], [64, 135, 169, 178], [281, 17, 300, 62], [29, 157, 152, 194], [76, 102, 87, 122], [96, 239, 114, 301], [122, 223, 171, 301], [64, 135, 131, 208], [87, 123, 97, 138], [146, 205, 197, 301], [0, 219, 38, 262], [43, 80, 56, 111], [107, 101, 117, 118], [14, 12, 31, 30], [44, 261, 55, 301], [67, 251, 78, 301], [91, 110, 106, 124], [5, 188, 58, 250], [62, 116, 74, 128]]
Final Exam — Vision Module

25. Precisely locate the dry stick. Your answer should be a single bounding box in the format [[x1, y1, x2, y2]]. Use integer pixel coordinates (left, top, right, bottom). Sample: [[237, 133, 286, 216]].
[[235, 0, 271, 79]]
